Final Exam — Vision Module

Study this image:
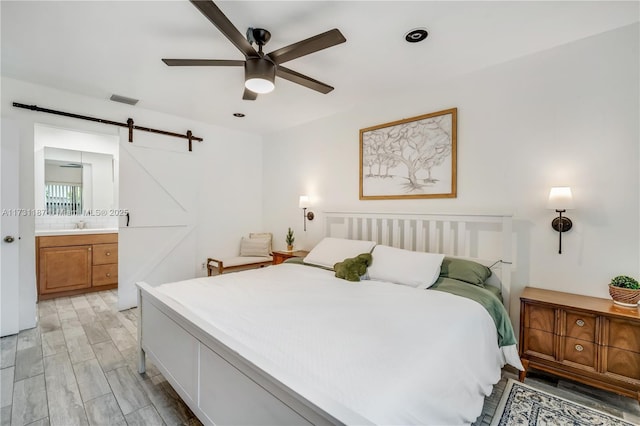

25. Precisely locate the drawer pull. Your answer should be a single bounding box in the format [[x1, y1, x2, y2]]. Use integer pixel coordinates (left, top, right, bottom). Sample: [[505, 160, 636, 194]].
[[576, 319, 585, 327], [575, 344, 584, 352], [106, 273, 111, 278], [106, 252, 111, 256]]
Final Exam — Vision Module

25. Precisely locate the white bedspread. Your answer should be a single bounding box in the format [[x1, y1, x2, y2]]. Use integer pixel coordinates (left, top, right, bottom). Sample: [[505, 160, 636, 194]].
[[157, 263, 513, 425]]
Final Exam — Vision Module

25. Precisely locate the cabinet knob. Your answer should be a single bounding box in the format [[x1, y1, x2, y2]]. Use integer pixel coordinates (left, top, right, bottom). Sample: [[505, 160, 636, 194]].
[[106, 252, 111, 256], [576, 319, 585, 327], [88, 247, 92, 251], [575, 344, 584, 352], [106, 273, 111, 277]]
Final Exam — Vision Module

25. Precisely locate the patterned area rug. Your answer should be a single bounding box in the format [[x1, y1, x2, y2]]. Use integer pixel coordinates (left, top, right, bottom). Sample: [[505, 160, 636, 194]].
[[490, 379, 634, 426]]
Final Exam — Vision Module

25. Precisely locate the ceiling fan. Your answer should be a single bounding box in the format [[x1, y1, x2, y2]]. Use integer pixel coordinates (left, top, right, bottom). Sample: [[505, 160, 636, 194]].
[[162, 0, 347, 100]]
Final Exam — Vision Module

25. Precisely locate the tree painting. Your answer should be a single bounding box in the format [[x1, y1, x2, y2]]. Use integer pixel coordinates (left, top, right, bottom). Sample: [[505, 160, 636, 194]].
[[360, 108, 457, 199]]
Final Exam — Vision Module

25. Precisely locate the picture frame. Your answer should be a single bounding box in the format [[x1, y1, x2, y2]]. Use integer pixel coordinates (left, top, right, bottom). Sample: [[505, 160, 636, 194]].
[[359, 108, 457, 200]]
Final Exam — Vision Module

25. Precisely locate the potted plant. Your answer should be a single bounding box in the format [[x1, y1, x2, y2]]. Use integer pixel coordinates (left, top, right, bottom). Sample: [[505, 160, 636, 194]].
[[609, 275, 640, 307], [285, 228, 295, 251]]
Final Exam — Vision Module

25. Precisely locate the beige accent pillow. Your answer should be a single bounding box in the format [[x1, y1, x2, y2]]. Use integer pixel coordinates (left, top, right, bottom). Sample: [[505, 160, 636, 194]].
[[250, 232, 273, 254], [240, 237, 270, 257]]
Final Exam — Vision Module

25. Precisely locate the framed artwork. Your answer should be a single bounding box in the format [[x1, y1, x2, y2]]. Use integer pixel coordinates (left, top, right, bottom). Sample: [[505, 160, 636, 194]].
[[359, 108, 457, 200]]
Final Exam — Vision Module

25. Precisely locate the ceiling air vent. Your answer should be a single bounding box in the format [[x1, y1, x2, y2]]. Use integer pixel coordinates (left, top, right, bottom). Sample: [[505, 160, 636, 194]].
[[109, 94, 139, 106]]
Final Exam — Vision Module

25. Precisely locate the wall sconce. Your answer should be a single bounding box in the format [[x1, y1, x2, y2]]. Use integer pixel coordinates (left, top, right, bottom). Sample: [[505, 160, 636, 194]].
[[547, 187, 574, 254], [299, 195, 314, 231]]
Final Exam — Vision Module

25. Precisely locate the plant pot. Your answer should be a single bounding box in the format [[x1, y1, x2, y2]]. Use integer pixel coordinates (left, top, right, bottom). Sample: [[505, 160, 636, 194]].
[[287, 245, 293, 251], [608, 284, 640, 307]]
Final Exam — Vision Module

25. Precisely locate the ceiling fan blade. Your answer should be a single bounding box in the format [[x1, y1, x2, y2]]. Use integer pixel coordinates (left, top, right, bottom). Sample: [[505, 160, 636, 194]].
[[242, 88, 258, 100], [276, 66, 334, 94], [267, 29, 346, 65], [162, 59, 244, 66], [189, 0, 256, 58]]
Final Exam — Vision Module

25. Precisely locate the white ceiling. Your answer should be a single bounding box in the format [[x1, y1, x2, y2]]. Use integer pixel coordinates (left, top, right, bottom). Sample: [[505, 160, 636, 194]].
[[2, 1, 638, 135]]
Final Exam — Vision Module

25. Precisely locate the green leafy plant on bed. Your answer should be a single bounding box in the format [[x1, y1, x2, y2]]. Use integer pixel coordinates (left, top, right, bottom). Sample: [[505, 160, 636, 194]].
[[285, 227, 295, 251], [608, 275, 640, 307]]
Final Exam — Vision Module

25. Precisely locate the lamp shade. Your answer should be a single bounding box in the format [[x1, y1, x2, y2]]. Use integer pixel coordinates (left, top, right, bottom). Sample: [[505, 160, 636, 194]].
[[547, 187, 574, 210], [299, 195, 310, 209], [244, 58, 275, 94]]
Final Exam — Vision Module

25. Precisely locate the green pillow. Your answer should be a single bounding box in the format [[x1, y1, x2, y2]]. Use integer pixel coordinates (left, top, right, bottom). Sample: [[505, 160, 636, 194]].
[[334, 253, 373, 282], [439, 257, 491, 287]]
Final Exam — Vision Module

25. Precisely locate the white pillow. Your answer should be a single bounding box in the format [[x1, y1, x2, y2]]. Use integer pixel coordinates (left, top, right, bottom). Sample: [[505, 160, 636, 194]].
[[303, 237, 376, 270], [367, 245, 444, 289], [239, 237, 270, 257]]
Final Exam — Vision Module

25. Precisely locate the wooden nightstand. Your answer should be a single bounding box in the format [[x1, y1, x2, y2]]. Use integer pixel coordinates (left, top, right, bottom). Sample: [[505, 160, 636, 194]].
[[272, 250, 309, 265], [519, 286, 640, 401]]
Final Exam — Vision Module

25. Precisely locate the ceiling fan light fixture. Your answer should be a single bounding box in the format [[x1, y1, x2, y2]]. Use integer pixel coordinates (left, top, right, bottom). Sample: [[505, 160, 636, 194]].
[[245, 78, 274, 94], [244, 58, 276, 94]]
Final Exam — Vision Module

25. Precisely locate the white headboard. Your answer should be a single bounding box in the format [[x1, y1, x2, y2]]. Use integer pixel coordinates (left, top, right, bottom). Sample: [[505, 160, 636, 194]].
[[323, 212, 513, 313]]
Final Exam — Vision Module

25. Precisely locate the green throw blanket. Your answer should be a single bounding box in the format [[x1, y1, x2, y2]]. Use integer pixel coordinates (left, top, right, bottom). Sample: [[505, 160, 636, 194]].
[[430, 277, 517, 347]]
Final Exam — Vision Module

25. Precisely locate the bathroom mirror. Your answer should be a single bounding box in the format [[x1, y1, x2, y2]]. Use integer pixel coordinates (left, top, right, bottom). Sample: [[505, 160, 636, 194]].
[[44, 151, 84, 215], [39, 147, 115, 215]]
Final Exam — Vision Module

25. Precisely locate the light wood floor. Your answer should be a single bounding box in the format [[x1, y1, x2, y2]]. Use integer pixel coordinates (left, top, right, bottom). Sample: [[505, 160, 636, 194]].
[[1, 289, 639, 426], [1, 290, 201, 426]]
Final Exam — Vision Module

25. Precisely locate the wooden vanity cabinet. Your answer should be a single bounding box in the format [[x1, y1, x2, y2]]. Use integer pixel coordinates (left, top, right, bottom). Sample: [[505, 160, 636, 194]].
[[36, 233, 118, 300], [520, 287, 640, 401]]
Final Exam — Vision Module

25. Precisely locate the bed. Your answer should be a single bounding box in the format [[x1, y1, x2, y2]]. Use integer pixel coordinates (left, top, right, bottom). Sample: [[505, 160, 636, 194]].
[[136, 212, 523, 425]]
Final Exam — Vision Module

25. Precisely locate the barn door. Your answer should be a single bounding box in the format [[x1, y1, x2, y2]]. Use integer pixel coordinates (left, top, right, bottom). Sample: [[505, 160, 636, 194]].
[[118, 129, 199, 310]]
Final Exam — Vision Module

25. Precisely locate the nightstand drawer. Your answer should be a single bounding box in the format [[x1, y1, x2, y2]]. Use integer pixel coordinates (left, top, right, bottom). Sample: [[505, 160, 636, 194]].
[[562, 337, 596, 370], [523, 328, 555, 359], [604, 347, 640, 382], [564, 311, 596, 342], [607, 318, 640, 354], [524, 304, 555, 333]]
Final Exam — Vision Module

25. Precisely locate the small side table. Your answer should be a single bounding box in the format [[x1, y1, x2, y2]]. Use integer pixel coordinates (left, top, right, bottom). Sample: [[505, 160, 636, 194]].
[[272, 250, 309, 265]]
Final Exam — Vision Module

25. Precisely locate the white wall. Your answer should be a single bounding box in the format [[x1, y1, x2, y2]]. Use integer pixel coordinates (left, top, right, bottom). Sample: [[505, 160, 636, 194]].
[[262, 24, 640, 312], [1, 77, 263, 331]]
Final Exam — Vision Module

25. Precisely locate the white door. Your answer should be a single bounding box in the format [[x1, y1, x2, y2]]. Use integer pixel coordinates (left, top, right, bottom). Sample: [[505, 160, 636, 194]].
[[1, 119, 20, 336], [118, 129, 199, 310]]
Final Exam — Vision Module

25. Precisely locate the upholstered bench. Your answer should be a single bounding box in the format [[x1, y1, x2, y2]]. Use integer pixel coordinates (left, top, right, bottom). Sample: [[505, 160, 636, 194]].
[[207, 232, 273, 276]]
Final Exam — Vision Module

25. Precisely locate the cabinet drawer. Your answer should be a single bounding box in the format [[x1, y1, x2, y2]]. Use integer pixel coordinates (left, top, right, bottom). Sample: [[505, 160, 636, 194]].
[[607, 319, 640, 354], [523, 328, 555, 359], [604, 347, 640, 382], [564, 310, 596, 342], [93, 243, 118, 265], [562, 337, 596, 370], [92, 264, 118, 287], [524, 304, 555, 333]]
